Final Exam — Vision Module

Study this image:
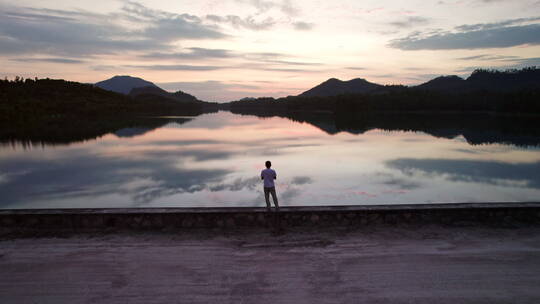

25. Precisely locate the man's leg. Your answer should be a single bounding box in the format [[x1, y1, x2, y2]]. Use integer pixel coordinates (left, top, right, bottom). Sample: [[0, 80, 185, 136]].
[[270, 187, 279, 211], [264, 187, 271, 211]]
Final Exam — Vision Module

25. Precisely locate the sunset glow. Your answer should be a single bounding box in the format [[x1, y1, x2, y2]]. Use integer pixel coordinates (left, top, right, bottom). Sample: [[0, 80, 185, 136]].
[[1, 0, 540, 101]]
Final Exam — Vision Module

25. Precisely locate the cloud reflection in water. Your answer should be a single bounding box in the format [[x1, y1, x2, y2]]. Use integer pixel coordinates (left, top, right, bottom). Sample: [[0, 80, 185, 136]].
[[2, 111, 540, 208], [387, 158, 540, 189]]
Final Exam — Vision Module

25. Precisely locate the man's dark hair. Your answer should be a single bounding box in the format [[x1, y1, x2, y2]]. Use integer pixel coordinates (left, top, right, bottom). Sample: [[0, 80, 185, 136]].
[[265, 160, 271, 168]]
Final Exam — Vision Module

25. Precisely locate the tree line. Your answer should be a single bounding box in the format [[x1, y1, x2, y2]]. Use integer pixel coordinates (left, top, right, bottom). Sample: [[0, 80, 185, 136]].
[[0, 77, 212, 145], [0, 77, 205, 122], [229, 67, 540, 115]]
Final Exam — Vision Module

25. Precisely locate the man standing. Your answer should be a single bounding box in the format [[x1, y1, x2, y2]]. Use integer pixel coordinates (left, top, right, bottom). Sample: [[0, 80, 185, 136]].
[[261, 160, 279, 212]]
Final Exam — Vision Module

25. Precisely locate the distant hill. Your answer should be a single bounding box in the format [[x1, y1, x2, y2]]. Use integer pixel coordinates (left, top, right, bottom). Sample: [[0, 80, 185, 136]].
[[129, 86, 198, 103], [415, 75, 466, 92], [171, 90, 198, 102], [299, 78, 383, 97], [95, 75, 158, 94], [0, 78, 206, 124], [231, 67, 540, 115], [415, 67, 540, 93], [297, 67, 540, 98], [96, 75, 202, 102], [465, 68, 540, 92]]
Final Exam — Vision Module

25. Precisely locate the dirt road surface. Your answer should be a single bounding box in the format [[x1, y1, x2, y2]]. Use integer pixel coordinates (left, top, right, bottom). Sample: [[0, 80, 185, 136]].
[[1, 226, 540, 304]]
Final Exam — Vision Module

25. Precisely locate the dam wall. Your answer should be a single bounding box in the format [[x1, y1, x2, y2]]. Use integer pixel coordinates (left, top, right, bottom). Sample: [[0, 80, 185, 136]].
[[1, 203, 540, 236]]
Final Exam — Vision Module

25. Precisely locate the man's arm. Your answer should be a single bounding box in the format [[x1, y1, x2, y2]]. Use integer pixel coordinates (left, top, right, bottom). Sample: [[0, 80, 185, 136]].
[[273, 171, 277, 180]]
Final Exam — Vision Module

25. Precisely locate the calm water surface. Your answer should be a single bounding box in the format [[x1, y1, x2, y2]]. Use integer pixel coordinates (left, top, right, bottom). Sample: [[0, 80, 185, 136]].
[[1, 111, 540, 209]]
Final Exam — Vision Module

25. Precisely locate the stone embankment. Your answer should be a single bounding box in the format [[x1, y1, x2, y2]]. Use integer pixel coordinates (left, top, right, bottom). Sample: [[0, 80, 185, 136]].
[[1, 203, 539, 236]]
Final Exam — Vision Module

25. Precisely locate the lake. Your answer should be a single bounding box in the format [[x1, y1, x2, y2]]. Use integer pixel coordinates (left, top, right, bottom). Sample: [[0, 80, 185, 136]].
[[1, 111, 540, 209]]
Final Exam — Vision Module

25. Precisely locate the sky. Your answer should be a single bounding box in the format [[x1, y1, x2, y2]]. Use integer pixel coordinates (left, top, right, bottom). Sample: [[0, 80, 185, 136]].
[[1, 0, 540, 102]]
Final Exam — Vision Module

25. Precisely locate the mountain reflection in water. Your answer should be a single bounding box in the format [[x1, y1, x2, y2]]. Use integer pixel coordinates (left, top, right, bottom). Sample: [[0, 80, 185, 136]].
[[1, 111, 539, 209]]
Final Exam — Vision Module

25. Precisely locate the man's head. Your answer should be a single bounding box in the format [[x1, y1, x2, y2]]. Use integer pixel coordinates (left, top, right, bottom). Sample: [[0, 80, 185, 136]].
[[265, 160, 271, 168]]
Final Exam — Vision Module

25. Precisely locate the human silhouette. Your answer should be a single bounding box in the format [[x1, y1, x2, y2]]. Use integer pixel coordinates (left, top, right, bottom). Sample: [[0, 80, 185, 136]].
[[261, 160, 279, 212]]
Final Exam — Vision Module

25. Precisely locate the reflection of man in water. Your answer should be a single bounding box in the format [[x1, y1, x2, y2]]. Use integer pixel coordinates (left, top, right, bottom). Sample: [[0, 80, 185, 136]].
[[261, 160, 279, 212]]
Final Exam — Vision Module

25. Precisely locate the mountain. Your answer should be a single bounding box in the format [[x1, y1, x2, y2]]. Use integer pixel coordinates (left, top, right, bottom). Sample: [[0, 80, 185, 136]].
[[465, 68, 540, 91], [95, 75, 158, 94], [297, 68, 540, 99], [96, 75, 201, 102], [0, 78, 205, 126], [415, 75, 466, 92], [171, 90, 198, 102], [129, 86, 198, 103], [129, 85, 169, 98], [415, 68, 540, 93], [299, 78, 383, 97]]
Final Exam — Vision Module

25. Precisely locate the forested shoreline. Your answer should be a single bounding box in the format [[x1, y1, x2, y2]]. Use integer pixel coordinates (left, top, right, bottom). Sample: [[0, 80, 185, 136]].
[[2, 68, 540, 145], [0, 78, 216, 145], [229, 68, 540, 115], [0, 78, 206, 122]]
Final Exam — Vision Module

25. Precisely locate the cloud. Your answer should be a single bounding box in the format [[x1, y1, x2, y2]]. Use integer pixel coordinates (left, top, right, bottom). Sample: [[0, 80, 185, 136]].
[[387, 158, 540, 189], [453, 148, 481, 154], [124, 64, 224, 71], [135, 139, 218, 146], [141, 48, 234, 60], [389, 18, 540, 50], [389, 16, 430, 28], [0, 2, 226, 57], [0, 9, 152, 55], [262, 59, 320, 66], [373, 172, 422, 190], [139, 48, 319, 66], [209, 176, 260, 191], [260, 67, 318, 72], [454, 56, 540, 73], [206, 0, 304, 30], [140, 15, 225, 41], [454, 17, 540, 32], [241, 51, 321, 66], [10, 57, 85, 64], [279, 175, 314, 202], [157, 80, 263, 101], [292, 21, 314, 30], [246, 51, 285, 58], [456, 54, 519, 61], [281, 187, 301, 201], [159, 80, 260, 91], [243, 0, 276, 12], [157, 79, 302, 101], [0, 149, 233, 206], [439, 0, 505, 5], [0, 135, 324, 206], [290, 176, 313, 185], [238, 0, 300, 16], [206, 14, 276, 30], [143, 149, 235, 162], [126, 55, 321, 73], [2, 10, 77, 22], [511, 57, 540, 66], [280, 0, 300, 16]]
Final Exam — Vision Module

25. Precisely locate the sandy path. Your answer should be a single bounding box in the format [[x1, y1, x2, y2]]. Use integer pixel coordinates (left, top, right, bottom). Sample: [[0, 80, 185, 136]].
[[1, 226, 540, 304]]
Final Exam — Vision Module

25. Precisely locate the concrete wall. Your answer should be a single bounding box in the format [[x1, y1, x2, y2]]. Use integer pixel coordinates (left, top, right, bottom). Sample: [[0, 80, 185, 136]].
[[1, 203, 540, 236]]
